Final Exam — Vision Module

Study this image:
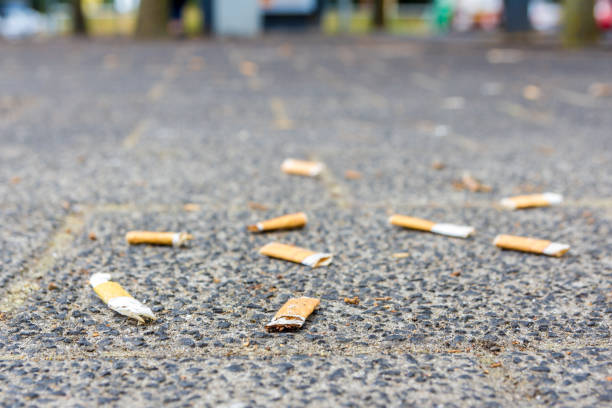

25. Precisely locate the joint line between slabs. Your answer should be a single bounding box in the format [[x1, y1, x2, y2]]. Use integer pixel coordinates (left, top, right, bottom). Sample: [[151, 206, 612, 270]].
[[3, 336, 610, 361], [0, 213, 85, 314], [269, 97, 294, 130], [146, 45, 190, 103], [122, 118, 150, 149]]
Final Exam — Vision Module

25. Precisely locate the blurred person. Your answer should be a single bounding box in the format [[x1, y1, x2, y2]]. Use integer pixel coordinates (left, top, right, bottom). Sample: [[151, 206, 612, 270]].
[[503, 0, 531, 32], [201, 0, 213, 35], [595, 0, 612, 29], [168, 0, 214, 37], [168, 0, 187, 36]]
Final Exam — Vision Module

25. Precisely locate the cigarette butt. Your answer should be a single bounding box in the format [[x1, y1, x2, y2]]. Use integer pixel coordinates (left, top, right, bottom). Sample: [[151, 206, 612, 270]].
[[344, 170, 362, 180], [89, 273, 156, 323], [248, 201, 269, 211], [589, 82, 612, 98], [461, 173, 491, 192], [265, 297, 320, 331], [183, 203, 201, 212], [281, 158, 324, 177], [125, 231, 193, 247], [247, 212, 307, 232], [259, 242, 332, 268], [389, 215, 474, 238], [493, 234, 569, 257], [431, 160, 445, 170], [500, 193, 563, 210], [344, 296, 359, 305]]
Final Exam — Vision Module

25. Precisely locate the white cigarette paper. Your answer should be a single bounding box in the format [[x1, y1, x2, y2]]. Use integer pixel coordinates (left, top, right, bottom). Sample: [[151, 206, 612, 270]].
[[89, 273, 156, 323], [389, 215, 474, 238], [500, 193, 563, 210], [281, 159, 324, 177]]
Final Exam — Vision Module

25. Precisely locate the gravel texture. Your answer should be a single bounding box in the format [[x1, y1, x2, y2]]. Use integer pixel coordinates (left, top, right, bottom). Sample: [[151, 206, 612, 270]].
[[0, 35, 611, 407]]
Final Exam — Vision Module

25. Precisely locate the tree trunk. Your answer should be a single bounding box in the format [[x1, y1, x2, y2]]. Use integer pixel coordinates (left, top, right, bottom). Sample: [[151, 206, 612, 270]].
[[72, 0, 87, 36], [563, 0, 599, 47], [372, 0, 385, 30], [32, 0, 48, 14], [136, 0, 169, 38]]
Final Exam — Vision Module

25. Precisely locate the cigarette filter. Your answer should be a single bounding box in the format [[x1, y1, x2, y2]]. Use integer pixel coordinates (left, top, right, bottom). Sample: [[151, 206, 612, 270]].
[[389, 215, 474, 238], [265, 297, 320, 331], [125, 231, 193, 247], [281, 159, 324, 177], [500, 193, 563, 210], [247, 212, 307, 232], [493, 234, 569, 257], [89, 273, 156, 323], [461, 173, 491, 193], [259, 242, 332, 268]]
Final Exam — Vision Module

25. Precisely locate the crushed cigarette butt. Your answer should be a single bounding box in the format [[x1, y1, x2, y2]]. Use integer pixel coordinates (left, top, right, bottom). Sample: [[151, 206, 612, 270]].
[[125, 231, 193, 247], [494, 234, 569, 257], [344, 296, 360, 305], [281, 159, 324, 177], [344, 170, 362, 180], [486, 48, 523, 64], [458, 173, 492, 192], [523, 85, 541, 100], [442, 96, 465, 110], [500, 193, 563, 210], [431, 160, 445, 170], [89, 273, 156, 323], [259, 242, 332, 268], [589, 82, 612, 98], [374, 297, 391, 301], [392, 252, 410, 259], [240, 60, 258, 77], [248, 202, 269, 211], [490, 362, 503, 368], [390, 214, 475, 238], [183, 203, 201, 212], [266, 297, 320, 331], [247, 212, 307, 232], [88, 232, 97, 241]]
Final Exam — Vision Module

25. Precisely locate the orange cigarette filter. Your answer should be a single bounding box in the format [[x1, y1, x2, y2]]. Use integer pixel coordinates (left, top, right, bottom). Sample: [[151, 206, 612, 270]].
[[494, 234, 569, 257], [389, 215, 474, 238], [247, 212, 307, 232], [89, 273, 156, 323], [281, 158, 324, 177], [259, 242, 332, 268], [500, 193, 563, 210], [266, 297, 320, 331], [125, 231, 193, 247]]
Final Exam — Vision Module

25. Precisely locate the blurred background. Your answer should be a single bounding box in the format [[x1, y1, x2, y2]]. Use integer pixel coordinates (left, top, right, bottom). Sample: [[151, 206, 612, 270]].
[[0, 0, 610, 46]]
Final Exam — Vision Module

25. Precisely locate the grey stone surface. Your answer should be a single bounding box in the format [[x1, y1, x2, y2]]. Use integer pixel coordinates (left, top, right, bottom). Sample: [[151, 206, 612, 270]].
[[0, 36, 610, 407]]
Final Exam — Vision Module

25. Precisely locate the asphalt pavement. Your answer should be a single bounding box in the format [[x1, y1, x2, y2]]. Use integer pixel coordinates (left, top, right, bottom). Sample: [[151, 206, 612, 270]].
[[0, 35, 611, 407]]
